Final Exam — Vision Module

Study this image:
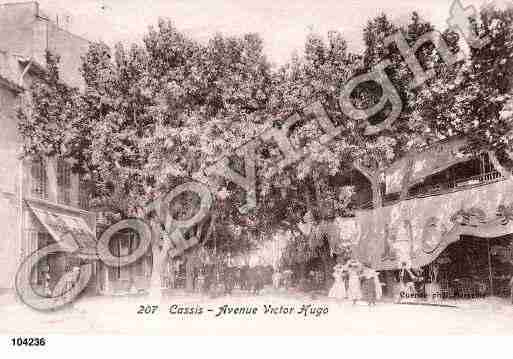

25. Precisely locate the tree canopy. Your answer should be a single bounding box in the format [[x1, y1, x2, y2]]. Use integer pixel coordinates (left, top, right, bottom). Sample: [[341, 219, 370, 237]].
[[17, 5, 513, 267]]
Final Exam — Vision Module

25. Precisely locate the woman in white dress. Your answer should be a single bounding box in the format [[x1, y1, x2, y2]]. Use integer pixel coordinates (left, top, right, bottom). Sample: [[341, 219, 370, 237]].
[[272, 270, 282, 290], [347, 260, 362, 304], [328, 264, 347, 300]]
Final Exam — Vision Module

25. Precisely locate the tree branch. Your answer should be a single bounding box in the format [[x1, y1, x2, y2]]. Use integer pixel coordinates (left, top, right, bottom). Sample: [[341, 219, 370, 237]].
[[204, 211, 218, 244], [399, 158, 414, 200], [353, 160, 376, 182], [353, 160, 382, 208]]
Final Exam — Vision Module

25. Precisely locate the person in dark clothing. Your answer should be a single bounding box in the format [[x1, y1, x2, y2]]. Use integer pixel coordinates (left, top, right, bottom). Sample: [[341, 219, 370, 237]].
[[396, 262, 417, 302], [203, 265, 214, 294], [239, 265, 250, 291], [509, 275, 513, 304], [361, 263, 379, 306], [224, 266, 236, 295], [411, 267, 425, 297], [248, 266, 264, 295], [397, 263, 415, 283]]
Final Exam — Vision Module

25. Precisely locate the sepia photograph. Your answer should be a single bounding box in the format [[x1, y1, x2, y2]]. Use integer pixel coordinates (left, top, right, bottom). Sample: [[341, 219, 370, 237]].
[[1, 0, 513, 354]]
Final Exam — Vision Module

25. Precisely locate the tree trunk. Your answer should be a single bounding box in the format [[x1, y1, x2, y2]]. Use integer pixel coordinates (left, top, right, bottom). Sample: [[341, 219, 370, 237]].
[[149, 245, 164, 300], [399, 159, 414, 200], [370, 177, 383, 208], [320, 247, 330, 290], [148, 221, 169, 301], [353, 161, 382, 209], [185, 254, 194, 293], [312, 171, 325, 218]]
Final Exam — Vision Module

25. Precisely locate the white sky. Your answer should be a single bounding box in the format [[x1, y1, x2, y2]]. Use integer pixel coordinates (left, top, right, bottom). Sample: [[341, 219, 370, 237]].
[[14, 0, 499, 65]]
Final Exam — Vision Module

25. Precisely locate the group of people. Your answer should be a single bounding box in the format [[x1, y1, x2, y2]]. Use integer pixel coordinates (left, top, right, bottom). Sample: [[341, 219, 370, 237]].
[[193, 264, 272, 296], [328, 260, 383, 305], [272, 269, 293, 290]]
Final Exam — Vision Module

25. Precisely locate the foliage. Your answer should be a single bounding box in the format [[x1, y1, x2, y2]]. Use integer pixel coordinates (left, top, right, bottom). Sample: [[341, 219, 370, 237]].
[[413, 5, 513, 157], [17, 5, 513, 268]]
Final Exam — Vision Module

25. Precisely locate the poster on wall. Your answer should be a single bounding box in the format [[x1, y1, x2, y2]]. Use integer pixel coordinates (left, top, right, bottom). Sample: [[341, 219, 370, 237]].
[[353, 177, 513, 270]]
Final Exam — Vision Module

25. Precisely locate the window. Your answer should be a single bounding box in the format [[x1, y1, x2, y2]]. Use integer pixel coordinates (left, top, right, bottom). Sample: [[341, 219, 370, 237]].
[[78, 176, 90, 209], [109, 231, 136, 280], [118, 236, 132, 280], [36, 232, 53, 285], [57, 160, 71, 205], [30, 158, 48, 199]]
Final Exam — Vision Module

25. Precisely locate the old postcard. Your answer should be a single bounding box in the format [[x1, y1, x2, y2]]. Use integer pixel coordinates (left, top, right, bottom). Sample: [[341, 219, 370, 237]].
[[1, 0, 513, 347]]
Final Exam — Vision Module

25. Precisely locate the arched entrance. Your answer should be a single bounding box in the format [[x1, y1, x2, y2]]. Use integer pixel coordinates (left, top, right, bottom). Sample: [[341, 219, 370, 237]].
[[431, 234, 513, 299]]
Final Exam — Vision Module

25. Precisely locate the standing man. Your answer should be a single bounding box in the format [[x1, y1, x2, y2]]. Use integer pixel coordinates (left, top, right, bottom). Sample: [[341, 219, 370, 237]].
[[224, 266, 235, 296], [168, 259, 177, 290], [509, 274, 513, 304], [397, 262, 417, 302]]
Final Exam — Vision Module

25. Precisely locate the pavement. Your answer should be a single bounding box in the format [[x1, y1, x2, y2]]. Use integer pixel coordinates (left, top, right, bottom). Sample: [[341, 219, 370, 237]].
[[1, 289, 513, 335]]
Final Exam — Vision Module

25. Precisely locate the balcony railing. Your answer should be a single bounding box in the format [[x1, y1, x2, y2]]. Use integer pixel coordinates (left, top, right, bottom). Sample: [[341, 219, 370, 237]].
[[356, 170, 508, 210], [408, 170, 503, 199]]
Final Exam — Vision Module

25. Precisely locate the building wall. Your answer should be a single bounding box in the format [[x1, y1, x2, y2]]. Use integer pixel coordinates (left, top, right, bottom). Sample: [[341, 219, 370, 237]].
[[0, 192, 20, 289], [0, 1, 89, 89], [0, 2, 38, 59], [45, 22, 90, 89], [0, 85, 21, 190], [0, 84, 22, 290], [0, 2, 94, 291]]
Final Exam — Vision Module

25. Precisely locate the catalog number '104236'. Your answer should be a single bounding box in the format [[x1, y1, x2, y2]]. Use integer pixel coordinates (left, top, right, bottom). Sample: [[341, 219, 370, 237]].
[[11, 337, 46, 346]]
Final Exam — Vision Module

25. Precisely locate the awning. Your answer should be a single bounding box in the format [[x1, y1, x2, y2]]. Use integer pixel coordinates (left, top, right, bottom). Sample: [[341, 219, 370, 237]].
[[333, 177, 513, 270], [28, 203, 97, 259]]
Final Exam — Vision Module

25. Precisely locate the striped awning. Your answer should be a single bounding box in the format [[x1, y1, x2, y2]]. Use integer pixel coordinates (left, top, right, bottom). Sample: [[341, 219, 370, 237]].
[[28, 202, 97, 259]]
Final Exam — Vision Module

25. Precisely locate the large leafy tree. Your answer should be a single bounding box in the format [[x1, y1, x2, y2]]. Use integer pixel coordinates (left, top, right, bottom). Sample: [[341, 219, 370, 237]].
[[413, 5, 513, 176], [249, 30, 361, 282], [18, 21, 274, 294], [139, 23, 274, 291], [19, 5, 513, 295], [350, 12, 467, 204]]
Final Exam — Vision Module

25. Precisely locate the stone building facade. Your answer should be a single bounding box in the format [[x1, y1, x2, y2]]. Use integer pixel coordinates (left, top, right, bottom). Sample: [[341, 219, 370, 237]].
[[0, 2, 96, 295]]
